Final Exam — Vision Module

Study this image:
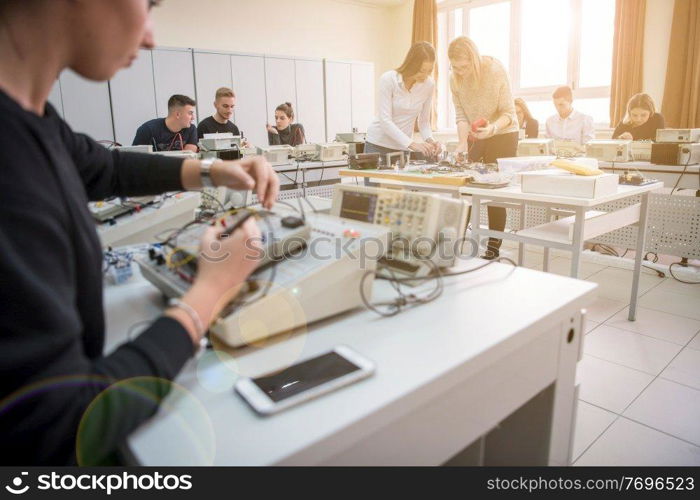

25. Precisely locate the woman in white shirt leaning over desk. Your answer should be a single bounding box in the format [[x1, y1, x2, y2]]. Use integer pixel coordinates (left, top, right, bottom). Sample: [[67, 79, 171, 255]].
[[364, 42, 441, 169]]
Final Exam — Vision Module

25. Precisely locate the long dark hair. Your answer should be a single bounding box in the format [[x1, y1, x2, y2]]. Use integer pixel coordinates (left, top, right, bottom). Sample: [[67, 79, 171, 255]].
[[396, 41, 435, 81], [514, 98, 534, 122]]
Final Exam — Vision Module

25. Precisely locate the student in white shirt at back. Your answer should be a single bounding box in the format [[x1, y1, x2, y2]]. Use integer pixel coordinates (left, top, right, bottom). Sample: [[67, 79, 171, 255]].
[[545, 86, 594, 144], [365, 41, 442, 163]]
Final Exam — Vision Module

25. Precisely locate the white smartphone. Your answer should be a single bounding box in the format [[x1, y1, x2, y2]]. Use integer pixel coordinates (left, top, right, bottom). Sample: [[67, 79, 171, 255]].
[[235, 345, 375, 415]]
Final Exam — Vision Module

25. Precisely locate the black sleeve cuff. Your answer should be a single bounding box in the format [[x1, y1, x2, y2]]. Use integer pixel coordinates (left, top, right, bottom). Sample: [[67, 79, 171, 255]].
[[129, 316, 195, 380]]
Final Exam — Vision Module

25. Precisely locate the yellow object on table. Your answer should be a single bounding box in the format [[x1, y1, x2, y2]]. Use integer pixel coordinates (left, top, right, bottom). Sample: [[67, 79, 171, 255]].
[[339, 168, 473, 186], [551, 159, 604, 176]]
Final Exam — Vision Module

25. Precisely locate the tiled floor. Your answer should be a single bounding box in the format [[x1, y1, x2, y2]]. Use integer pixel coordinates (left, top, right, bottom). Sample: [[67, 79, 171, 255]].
[[500, 244, 700, 465]]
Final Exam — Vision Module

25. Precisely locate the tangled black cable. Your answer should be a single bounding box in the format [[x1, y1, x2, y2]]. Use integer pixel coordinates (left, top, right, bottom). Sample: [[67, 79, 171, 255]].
[[359, 258, 444, 317], [300, 196, 319, 214], [359, 256, 517, 317], [155, 199, 236, 247], [215, 213, 282, 318], [644, 251, 659, 263], [593, 243, 619, 257], [272, 199, 304, 217], [593, 245, 664, 277], [199, 189, 228, 215], [315, 166, 326, 187], [671, 156, 692, 195]]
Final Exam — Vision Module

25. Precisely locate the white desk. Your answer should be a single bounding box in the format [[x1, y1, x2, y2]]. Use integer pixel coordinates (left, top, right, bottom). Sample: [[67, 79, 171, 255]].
[[599, 160, 699, 190], [272, 161, 347, 196], [96, 192, 200, 248], [461, 183, 662, 321], [109, 261, 596, 466], [298, 160, 347, 195], [339, 168, 467, 198]]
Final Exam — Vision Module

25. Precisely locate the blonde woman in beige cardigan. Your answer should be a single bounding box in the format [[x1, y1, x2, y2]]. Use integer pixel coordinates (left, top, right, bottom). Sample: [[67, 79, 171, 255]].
[[449, 36, 518, 259]]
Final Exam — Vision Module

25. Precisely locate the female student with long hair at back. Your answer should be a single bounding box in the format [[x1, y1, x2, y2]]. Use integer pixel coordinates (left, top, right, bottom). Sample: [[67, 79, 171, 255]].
[[612, 93, 665, 141], [267, 102, 306, 146], [514, 97, 539, 138]]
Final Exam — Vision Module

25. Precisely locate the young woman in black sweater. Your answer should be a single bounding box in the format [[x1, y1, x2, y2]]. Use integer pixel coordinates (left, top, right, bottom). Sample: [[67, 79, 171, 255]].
[[267, 102, 306, 146], [0, 0, 279, 465], [612, 93, 665, 141]]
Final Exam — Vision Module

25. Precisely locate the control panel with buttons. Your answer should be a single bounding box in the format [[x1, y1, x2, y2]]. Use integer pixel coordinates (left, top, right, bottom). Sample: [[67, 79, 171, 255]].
[[330, 184, 469, 278]]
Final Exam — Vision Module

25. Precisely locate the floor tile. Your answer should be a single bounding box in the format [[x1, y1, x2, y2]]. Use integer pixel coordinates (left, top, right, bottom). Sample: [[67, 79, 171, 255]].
[[624, 378, 700, 446], [548, 256, 608, 280], [689, 332, 700, 351], [584, 319, 600, 334], [605, 306, 700, 346], [660, 348, 700, 391], [584, 325, 683, 375], [638, 289, 700, 321], [585, 267, 665, 301], [576, 355, 654, 414], [585, 296, 628, 323], [575, 417, 700, 466], [500, 248, 544, 269], [572, 401, 617, 462], [655, 274, 700, 298]]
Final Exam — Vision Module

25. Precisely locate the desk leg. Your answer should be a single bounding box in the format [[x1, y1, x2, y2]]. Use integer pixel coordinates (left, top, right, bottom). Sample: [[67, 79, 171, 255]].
[[301, 166, 307, 197], [570, 207, 585, 278], [548, 314, 583, 465], [471, 196, 482, 256], [518, 203, 525, 266], [629, 193, 650, 321], [543, 207, 552, 271]]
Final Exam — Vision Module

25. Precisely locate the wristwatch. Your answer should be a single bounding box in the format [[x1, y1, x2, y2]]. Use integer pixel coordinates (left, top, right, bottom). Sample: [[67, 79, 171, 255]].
[[199, 157, 219, 188]]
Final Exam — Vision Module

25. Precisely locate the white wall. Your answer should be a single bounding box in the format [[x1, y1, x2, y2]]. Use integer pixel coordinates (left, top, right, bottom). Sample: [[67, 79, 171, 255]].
[[643, 0, 675, 108], [385, 0, 415, 73], [152, 0, 674, 128], [152, 0, 401, 79]]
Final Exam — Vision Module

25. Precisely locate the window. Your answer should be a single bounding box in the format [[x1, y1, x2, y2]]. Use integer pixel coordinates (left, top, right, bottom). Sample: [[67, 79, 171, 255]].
[[436, 0, 616, 130]]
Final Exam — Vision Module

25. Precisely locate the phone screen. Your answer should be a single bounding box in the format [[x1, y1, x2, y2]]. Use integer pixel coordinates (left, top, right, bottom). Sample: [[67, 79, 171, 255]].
[[252, 351, 360, 403]]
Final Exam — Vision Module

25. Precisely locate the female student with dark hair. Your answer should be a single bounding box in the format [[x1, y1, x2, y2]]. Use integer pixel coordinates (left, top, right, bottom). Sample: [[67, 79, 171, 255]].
[[0, 0, 279, 465], [364, 41, 442, 161], [514, 98, 539, 138], [612, 93, 665, 141], [267, 102, 306, 146], [449, 36, 518, 259]]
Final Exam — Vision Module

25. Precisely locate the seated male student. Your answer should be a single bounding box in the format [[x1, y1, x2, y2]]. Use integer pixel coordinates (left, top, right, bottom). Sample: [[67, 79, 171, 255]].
[[545, 86, 594, 144], [133, 94, 198, 152], [197, 87, 241, 138]]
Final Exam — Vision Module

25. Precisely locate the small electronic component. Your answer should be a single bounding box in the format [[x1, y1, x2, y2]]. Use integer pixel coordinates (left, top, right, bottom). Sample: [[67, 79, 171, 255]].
[[619, 170, 658, 186], [348, 153, 380, 170], [103, 249, 135, 285]]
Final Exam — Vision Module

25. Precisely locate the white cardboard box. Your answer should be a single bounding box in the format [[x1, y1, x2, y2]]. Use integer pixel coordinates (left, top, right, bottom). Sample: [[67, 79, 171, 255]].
[[520, 170, 619, 199]]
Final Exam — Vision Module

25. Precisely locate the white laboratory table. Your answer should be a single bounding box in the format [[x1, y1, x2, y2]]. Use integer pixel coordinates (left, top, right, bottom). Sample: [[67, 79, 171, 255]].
[[96, 192, 200, 248], [599, 160, 699, 190], [461, 183, 663, 321], [339, 167, 467, 198], [108, 260, 597, 466], [274, 160, 348, 195]]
